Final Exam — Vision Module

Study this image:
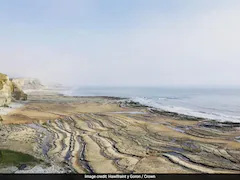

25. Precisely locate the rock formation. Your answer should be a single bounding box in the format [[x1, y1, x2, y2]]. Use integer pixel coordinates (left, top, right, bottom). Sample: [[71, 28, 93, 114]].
[[0, 73, 27, 107], [11, 82, 27, 101], [1, 96, 240, 173], [11, 78, 45, 91], [0, 73, 13, 106]]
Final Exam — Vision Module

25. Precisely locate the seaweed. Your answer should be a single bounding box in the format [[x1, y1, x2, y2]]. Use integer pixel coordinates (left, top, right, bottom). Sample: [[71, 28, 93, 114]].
[[0, 149, 40, 167]]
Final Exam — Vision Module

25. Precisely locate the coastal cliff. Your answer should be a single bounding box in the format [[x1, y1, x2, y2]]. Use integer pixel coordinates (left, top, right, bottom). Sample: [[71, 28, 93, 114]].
[[0, 73, 13, 106], [11, 82, 27, 101], [0, 73, 27, 107], [11, 78, 45, 91]]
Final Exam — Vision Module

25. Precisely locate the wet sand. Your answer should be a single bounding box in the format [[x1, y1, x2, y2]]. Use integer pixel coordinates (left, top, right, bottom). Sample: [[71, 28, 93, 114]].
[[0, 92, 240, 173]]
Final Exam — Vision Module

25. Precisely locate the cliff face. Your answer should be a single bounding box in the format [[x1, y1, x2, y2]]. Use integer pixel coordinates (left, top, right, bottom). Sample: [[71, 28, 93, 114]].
[[0, 73, 13, 106], [0, 73, 27, 106], [11, 78, 45, 91], [11, 82, 28, 101]]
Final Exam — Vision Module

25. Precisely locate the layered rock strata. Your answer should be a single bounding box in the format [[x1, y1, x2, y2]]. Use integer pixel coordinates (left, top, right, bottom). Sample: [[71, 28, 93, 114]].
[[0, 95, 240, 173]]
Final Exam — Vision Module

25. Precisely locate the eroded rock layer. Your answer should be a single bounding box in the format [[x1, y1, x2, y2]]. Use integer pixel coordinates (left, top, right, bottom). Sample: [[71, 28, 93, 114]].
[[0, 73, 27, 107], [0, 73, 13, 106], [0, 95, 240, 173]]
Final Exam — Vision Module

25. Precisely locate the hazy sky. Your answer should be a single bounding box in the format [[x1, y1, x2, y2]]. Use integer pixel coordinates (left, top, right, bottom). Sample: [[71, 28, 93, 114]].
[[1, 0, 240, 87]]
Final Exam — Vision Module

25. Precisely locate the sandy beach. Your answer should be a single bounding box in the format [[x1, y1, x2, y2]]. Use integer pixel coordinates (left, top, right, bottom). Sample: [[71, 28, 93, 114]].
[[0, 90, 240, 173]]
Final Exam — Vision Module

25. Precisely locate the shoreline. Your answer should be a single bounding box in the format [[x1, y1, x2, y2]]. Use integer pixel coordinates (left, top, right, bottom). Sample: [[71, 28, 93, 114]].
[[1, 89, 240, 173], [2, 91, 239, 133], [62, 93, 240, 124], [53, 87, 240, 124], [0, 103, 25, 116], [2, 88, 240, 125]]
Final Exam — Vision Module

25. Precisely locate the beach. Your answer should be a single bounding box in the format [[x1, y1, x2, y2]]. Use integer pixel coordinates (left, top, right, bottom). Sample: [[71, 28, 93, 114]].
[[0, 90, 240, 173]]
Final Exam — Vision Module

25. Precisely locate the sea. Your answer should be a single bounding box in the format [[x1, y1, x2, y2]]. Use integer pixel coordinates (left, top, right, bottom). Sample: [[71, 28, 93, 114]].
[[63, 87, 240, 123]]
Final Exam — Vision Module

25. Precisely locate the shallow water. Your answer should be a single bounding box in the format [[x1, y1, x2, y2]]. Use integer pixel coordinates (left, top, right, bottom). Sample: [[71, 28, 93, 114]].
[[27, 124, 53, 156], [0, 103, 24, 115], [66, 87, 240, 123], [235, 136, 240, 143]]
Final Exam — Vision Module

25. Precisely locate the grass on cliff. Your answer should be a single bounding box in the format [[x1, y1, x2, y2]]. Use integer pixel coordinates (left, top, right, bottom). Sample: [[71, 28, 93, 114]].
[[0, 149, 40, 167]]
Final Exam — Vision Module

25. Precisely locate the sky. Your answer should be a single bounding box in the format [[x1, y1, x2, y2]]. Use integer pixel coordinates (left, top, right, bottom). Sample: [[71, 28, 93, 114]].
[[1, 0, 240, 87]]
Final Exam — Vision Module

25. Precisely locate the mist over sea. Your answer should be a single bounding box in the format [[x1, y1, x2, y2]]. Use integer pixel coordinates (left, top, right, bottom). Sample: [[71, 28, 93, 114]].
[[64, 87, 240, 123]]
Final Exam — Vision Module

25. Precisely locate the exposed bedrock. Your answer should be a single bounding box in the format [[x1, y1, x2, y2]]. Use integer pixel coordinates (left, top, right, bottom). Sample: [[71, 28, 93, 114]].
[[13, 112, 240, 174], [1, 98, 240, 173], [0, 73, 13, 106], [0, 73, 27, 107]]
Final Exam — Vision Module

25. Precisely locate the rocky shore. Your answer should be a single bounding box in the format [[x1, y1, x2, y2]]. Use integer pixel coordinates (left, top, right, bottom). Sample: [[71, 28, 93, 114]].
[[0, 91, 240, 173]]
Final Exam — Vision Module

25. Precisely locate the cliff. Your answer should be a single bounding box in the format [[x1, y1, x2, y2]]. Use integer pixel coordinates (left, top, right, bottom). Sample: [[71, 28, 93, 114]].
[[11, 78, 45, 91], [11, 82, 28, 101], [0, 73, 27, 107], [0, 73, 13, 106]]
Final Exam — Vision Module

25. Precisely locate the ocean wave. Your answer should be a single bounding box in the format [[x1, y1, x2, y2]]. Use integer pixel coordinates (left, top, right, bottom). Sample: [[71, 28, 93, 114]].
[[158, 97, 179, 100], [61, 90, 73, 96], [131, 97, 240, 123]]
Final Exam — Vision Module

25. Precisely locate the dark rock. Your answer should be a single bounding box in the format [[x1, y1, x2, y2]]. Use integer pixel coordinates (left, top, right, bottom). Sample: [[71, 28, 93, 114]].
[[121, 100, 149, 108], [11, 82, 27, 101], [18, 164, 27, 170], [199, 121, 240, 130], [148, 108, 204, 121]]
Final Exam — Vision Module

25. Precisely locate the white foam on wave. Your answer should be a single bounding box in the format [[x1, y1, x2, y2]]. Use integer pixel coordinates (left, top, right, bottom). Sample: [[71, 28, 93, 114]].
[[131, 97, 240, 123], [60, 90, 73, 96], [60, 86, 85, 96], [158, 97, 179, 100]]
